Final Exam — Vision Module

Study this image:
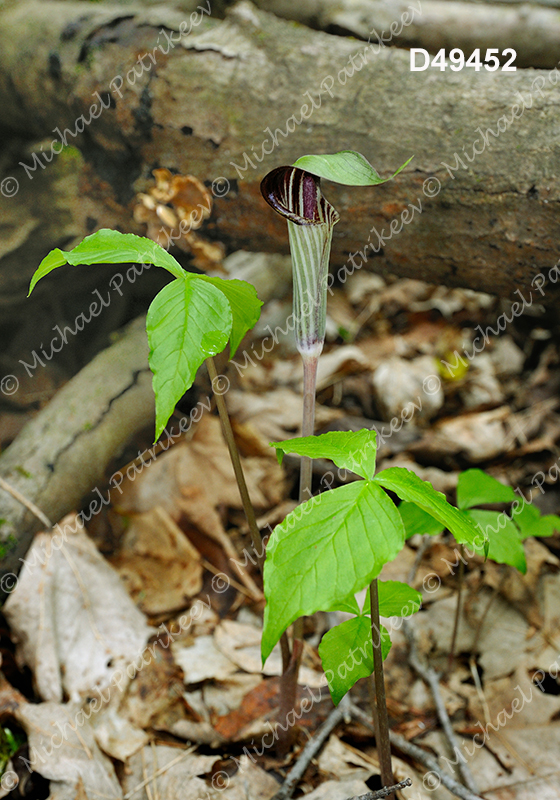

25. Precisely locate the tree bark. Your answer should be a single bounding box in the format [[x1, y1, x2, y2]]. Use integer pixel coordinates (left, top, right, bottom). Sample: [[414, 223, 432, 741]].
[[0, 0, 559, 306], [0, 318, 154, 597]]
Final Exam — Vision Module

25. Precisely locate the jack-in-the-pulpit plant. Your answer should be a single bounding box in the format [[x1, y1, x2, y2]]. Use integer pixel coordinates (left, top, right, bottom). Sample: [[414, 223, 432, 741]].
[[260, 151, 414, 767]]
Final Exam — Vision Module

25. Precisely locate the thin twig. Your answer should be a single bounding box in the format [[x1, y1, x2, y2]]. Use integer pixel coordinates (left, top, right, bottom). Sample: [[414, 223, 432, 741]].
[[123, 746, 197, 799], [200, 557, 257, 600], [271, 698, 348, 800], [406, 535, 433, 586], [346, 779, 412, 800], [350, 704, 484, 800], [0, 476, 52, 528], [403, 620, 479, 795]]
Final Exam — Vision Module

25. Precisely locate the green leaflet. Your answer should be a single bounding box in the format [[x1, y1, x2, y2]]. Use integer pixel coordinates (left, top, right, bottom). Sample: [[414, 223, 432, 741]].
[[457, 469, 516, 510], [261, 480, 405, 662], [466, 509, 526, 573], [513, 503, 560, 540], [272, 429, 378, 481], [319, 580, 421, 705], [399, 500, 445, 540], [319, 617, 391, 706], [373, 580, 423, 618], [293, 151, 414, 186], [147, 278, 232, 440], [29, 229, 186, 293], [197, 275, 263, 357], [374, 467, 484, 551]]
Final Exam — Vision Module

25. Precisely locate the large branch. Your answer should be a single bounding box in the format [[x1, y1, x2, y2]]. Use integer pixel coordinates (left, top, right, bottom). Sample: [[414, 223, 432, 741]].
[[0, 318, 154, 595], [0, 0, 559, 305]]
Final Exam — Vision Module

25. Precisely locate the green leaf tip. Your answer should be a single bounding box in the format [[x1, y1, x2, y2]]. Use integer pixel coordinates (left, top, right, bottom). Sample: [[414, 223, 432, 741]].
[[292, 150, 414, 186], [271, 428, 378, 481], [374, 467, 484, 551]]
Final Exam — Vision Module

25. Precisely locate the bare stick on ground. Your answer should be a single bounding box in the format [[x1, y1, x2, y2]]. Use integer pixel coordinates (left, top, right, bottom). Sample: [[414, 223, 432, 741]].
[[403, 620, 479, 795], [271, 699, 348, 800], [346, 779, 412, 800], [350, 704, 484, 800]]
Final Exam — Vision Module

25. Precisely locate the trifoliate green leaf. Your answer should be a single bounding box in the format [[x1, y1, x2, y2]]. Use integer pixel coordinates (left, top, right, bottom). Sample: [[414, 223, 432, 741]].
[[399, 501, 445, 539], [513, 502, 560, 540], [466, 509, 526, 573]]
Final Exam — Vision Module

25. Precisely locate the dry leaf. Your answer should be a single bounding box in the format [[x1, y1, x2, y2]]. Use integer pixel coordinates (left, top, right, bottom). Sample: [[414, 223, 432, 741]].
[[172, 636, 238, 684], [10, 695, 122, 800], [226, 388, 341, 443], [214, 620, 325, 686], [112, 506, 203, 616], [134, 169, 223, 269], [372, 356, 443, 423], [4, 518, 151, 702], [122, 745, 220, 800], [118, 414, 283, 515]]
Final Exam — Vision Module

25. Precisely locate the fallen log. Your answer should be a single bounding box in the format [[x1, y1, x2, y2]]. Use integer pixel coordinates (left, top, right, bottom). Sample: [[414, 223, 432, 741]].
[[0, 0, 559, 307], [0, 318, 154, 598], [252, 0, 560, 69]]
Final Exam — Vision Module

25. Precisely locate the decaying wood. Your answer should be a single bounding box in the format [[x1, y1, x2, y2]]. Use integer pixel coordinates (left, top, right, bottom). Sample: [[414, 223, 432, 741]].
[[0, 1, 559, 307], [252, 0, 560, 68], [0, 318, 154, 596]]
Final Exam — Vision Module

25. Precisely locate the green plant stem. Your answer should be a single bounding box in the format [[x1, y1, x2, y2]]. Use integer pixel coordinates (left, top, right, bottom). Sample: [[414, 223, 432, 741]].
[[277, 352, 319, 755], [299, 352, 319, 503], [369, 579, 395, 798], [448, 544, 465, 673]]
